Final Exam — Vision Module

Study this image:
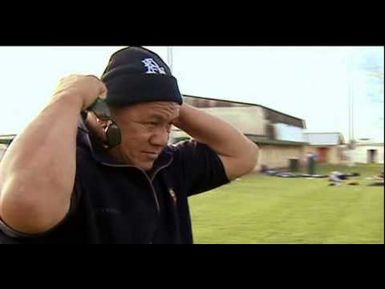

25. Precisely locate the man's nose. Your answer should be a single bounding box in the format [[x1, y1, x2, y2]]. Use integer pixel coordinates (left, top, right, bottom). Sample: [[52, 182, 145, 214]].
[[149, 127, 169, 147]]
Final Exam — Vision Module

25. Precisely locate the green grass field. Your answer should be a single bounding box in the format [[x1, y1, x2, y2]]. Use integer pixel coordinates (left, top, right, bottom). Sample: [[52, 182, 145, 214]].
[[189, 163, 384, 244]]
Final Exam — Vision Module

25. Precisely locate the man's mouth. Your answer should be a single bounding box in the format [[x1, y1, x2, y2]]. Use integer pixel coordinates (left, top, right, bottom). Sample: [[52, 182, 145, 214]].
[[142, 151, 159, 158]]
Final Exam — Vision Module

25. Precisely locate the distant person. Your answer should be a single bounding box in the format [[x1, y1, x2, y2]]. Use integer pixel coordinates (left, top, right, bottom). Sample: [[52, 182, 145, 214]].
[[328, 171, 343, 186], [0, 46, 258, 243], [307, 152, 317, 175]]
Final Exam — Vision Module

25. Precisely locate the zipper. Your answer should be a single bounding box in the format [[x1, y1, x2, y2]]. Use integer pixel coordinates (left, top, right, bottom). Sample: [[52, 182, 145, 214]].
[[149, 157, 174, 213], [99, 161, 160, 213], [150, 156, 173, 181], [168, 187, 181, 244], [99, 155, 173, 214], [142, 173, 160, 212]]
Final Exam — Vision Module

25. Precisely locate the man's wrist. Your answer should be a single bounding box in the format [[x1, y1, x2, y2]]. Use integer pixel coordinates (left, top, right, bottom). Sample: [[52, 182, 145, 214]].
[[49, 91, 84, 112]]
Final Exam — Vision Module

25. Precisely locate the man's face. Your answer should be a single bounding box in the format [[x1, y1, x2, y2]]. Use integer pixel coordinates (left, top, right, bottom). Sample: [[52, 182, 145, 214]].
[[111, 101, 180, 171]]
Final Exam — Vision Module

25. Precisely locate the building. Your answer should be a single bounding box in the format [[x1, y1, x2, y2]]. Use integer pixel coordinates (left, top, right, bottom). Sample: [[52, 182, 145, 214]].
[[349, 139, 384, 164], [304, 132, 346, 164], [0, 134, 15, 161], [172, 95, 308, 171]]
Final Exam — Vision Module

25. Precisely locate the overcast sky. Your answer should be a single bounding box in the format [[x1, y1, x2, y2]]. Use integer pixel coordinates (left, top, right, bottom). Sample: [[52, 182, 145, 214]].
[[0, 46, 383, 142]]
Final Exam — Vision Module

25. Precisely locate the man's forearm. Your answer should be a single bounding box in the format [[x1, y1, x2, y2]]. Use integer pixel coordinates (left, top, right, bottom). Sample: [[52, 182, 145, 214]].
[[0, 94, 82, 233]]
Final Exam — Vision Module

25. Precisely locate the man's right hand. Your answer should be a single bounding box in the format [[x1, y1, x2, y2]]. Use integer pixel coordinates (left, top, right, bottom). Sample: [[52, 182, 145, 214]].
[[51, 74, 107, 110]]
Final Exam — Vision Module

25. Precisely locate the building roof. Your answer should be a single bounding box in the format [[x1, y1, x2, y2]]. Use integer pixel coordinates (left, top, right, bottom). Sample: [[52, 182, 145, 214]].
[[304, 132, 344, 146], [354, 142, 384, 147], [183, 94, 305, 127], [354, 138, 384, 146], [0, 134, 15, 145], [245, 134, 307, 146]]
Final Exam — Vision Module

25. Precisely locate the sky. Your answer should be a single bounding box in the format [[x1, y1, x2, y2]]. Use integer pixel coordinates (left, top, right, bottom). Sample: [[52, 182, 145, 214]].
[[0, 46, 383, 142]]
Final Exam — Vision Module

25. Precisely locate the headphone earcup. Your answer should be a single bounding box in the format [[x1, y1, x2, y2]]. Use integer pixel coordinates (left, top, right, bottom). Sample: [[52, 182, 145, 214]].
[[105, 123, 121, 148]]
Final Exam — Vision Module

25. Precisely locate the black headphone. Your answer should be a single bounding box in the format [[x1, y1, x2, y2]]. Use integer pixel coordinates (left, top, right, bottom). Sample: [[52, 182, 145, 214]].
[[87, 98, 121, 149]]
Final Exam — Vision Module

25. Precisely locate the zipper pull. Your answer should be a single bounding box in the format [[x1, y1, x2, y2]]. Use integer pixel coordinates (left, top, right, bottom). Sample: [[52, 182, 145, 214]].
[[169, 188, 177, 203]]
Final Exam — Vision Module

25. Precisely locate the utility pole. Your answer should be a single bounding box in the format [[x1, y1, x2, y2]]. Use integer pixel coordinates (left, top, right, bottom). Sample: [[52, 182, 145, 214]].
[[167, 46, 173, 74], [347, 50, 356, 166], [347, 51, 355, 145], [167, 46, 175, 144]]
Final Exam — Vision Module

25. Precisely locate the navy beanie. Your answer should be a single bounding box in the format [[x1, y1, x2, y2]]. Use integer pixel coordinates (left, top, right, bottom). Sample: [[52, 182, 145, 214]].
[[101, 46, 183, 107]]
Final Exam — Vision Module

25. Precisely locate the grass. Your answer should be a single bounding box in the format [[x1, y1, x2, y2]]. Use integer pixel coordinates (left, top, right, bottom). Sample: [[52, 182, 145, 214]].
[[189, 163, 384, 244]]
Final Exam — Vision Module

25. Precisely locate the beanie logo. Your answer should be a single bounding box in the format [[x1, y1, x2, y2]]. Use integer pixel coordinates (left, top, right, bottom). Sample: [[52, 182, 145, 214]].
[[142, 58, 166, 74]]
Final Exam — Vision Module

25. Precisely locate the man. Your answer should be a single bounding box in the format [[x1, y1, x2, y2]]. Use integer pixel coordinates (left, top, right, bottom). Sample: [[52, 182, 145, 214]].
[[0, 47, 258, 243]]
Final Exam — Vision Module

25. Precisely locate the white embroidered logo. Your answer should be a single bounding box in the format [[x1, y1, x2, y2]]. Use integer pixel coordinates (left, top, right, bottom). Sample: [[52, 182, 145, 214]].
[[142, 58, 166, 74]]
